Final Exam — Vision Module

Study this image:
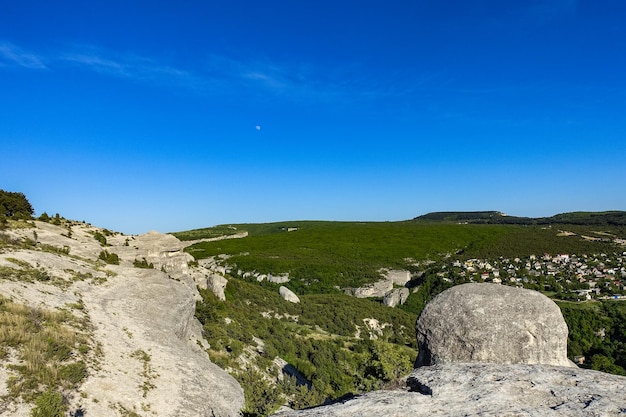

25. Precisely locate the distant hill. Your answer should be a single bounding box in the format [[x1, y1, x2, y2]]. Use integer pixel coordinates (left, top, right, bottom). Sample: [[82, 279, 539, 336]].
[[413, 211, 626, 226]]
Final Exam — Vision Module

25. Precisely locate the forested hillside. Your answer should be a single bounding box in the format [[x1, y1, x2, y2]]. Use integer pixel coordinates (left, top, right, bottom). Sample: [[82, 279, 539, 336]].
[[413, 210, 626, 226], [178, 216, 626, 414]]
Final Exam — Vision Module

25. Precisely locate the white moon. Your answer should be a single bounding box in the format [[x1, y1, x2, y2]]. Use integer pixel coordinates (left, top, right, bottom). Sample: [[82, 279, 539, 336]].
[[255, 125, 261, 130]]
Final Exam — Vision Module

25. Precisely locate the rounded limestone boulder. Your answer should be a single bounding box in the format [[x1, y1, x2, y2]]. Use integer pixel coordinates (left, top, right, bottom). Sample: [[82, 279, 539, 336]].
[[279, 286, 300, 303], [415, 283, 573, 367]]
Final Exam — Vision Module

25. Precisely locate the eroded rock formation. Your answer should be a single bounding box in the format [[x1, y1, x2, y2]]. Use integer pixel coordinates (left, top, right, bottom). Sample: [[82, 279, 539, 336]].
[[0, 221, 244, 416], [416, 283, 573, 367]]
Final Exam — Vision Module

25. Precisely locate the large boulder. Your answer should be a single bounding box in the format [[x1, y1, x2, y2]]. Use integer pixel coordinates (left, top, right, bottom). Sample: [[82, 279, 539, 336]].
[[207, 273, 228, 301], [279, 286, 300, 303], [415, 283, 572, 367]]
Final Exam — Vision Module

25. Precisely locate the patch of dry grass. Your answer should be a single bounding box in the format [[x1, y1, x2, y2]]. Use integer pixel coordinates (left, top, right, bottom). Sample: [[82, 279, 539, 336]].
[[0, 295, 91, 402]]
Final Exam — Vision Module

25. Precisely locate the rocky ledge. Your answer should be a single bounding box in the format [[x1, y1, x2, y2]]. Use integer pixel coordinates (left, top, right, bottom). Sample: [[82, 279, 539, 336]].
[[276, 362, 626, 416], [0, 221, 244, 416]]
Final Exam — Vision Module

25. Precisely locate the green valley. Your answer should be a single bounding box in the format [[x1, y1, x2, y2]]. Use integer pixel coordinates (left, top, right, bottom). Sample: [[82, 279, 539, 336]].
[[175, 214, 626, 415]]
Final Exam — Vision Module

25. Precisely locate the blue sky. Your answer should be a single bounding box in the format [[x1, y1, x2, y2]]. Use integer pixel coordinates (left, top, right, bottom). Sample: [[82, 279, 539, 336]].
[[1, 1, 625, 234]]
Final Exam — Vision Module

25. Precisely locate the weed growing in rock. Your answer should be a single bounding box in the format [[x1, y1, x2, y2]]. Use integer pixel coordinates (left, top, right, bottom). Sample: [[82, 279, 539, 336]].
[[133, 258, 154, 269], [130, 349, 157, 397]]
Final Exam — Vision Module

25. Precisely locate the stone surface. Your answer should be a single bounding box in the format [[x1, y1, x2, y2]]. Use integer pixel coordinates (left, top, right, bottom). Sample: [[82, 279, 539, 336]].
[[279, 286, 300, 303], [382, 269, 411, 286], [207, 273, 228, 301], [275, 363, 626, 416], [382, 287, 410, 307], [0, 221, 244, 417], [268, 273, 290, 284], [416, 283, 572, 367], [346, 269, 412, 303], [348, 279, 393, 298]]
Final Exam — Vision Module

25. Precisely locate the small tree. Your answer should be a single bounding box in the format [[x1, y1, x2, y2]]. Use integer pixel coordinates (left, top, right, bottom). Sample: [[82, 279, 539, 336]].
[[0, 189, 34, 218]]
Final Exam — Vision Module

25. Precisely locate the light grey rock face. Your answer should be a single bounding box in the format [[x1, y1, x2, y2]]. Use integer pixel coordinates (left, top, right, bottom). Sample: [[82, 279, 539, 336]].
[[268, 273, 290, 284], [348, 279, 393, 298], [279, 286, 300, 303], [382, 287, 410, 307], [382, 269, 411, 286], [0, 222, 245, 417], [416, 283, 572, 367], [274, 363, 626, 417], [207, 273, 228, 301]]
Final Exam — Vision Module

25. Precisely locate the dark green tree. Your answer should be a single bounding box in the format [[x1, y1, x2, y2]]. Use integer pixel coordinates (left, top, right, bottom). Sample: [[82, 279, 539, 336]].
[[0, 190, 34, 218]]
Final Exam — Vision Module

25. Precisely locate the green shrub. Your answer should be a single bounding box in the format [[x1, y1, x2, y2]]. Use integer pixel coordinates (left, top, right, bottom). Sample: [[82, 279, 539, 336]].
[[133, 258, 154, 269], [237, 370, 283, 417], [93, 232, 107, 246], [98, 251, 119, 265], [31, 389, 65, 417], [51, 214, 62, 226], [59, 362, 87, 385]]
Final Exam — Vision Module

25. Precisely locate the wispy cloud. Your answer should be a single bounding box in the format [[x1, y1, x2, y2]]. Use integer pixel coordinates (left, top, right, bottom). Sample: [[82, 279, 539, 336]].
[[0, 41, 47, 69], [202, 53, 427, 104], [0, 40, 430, 104], [59, 46, 207, 92]]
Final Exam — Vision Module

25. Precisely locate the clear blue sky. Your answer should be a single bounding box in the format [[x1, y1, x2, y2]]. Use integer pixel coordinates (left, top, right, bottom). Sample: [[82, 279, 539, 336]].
[[1, 1, 625, 234]]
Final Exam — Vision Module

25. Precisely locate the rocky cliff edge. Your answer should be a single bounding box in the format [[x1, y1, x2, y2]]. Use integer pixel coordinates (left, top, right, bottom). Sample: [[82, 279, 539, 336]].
[[0, 220, 244, 416]]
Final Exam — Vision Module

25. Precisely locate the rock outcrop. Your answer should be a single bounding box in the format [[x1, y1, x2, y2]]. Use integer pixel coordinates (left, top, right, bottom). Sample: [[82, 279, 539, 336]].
[[382, 287, 409, 307], [279, 286, 300, 303], [0, 221, 244, 416], [275, 363, 626, 416], [382, 268, 411, 286], [416, 283, 572, 367], [347, 278, 393, 298], [275, 283, 626, 416], [207, 273, 228, 301], [345, 269, 412, 307]]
